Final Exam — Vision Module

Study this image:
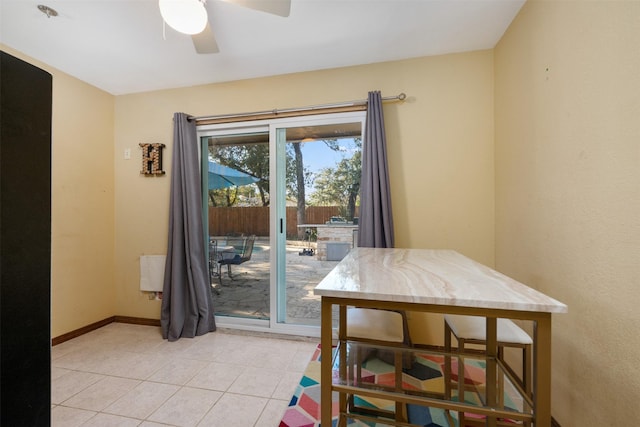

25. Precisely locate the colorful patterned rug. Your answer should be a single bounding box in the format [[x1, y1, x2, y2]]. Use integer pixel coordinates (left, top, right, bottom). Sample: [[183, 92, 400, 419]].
[[280, 345, 524, 427]]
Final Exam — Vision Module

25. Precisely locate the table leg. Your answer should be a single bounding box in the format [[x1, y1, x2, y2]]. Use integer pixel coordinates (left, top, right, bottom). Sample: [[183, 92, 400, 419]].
[[321, 297, 333, 427], [444, 322, 452, 401], [338, 305, 347, 426], [486, 316, 497, 427], [534, 314, 552, 427]]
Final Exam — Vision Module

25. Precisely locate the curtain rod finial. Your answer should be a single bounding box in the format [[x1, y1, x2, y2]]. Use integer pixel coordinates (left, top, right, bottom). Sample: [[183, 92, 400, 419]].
[[398, 93, 406, 101]]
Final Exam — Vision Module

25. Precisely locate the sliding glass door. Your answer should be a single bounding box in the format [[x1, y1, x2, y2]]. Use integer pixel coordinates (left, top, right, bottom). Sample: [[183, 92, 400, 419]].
[[199, 112, 365, 335], [271, 115, 364, 334], [200, 125, 271, 328]]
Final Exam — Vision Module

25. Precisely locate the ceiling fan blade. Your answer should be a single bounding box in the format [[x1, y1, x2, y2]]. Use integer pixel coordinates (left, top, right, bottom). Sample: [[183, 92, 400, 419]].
[[192, 22, 220, 54], [228, 0, 291, 17]]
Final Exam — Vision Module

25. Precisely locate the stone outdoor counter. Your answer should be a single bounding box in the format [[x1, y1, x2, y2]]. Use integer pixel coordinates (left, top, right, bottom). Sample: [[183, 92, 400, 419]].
[[297, 224, 358, 261]]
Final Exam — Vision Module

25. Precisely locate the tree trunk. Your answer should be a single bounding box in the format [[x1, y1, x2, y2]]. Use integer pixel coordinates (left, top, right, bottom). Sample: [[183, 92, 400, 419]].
[[347, 190, 357, 220], [294, 143, 306, 239]]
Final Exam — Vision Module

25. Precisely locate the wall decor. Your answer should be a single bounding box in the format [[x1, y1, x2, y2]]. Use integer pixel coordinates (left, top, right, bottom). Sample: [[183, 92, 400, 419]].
[[139, 143, 166, 175]]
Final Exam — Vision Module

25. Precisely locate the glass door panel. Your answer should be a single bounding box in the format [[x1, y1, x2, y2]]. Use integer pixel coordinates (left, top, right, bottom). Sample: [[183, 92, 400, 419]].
[[272, 117, 364, 329], [201, 128, 270, 322]]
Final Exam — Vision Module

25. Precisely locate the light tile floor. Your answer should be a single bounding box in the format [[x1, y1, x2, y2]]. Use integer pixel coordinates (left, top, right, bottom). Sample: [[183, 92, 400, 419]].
[[52, 323, 318, 427]]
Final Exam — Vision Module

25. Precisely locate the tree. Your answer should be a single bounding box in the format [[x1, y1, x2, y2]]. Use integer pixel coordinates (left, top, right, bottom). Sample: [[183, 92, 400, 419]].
[[208, 143, 269, 207], [206, 136, 361, 233], [285, 142, 314, 238], [287, 138, 356, 237], [308, 138, 361, 220], [292, 142, 306, 239]]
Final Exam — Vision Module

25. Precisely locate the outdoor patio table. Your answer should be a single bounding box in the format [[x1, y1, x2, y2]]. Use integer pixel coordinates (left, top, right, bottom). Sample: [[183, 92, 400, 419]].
[[314, 247, 567, 427]]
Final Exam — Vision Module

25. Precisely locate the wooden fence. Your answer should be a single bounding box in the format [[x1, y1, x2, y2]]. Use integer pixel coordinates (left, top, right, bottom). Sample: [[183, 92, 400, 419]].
[[208, 206, 359, 238]]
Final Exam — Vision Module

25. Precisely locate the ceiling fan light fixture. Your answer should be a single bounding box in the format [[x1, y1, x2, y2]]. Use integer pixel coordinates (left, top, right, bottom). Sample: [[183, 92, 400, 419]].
[[159, 0, 208, 35]]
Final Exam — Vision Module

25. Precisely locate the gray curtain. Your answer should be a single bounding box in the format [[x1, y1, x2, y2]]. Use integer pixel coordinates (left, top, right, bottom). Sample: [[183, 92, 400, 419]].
[[358, 91, 395, 248], [161, 112, 216, 341]]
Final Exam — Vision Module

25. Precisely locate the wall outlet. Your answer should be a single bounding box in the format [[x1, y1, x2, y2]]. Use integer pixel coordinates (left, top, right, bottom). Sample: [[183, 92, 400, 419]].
[[124, 148, 131, 160]]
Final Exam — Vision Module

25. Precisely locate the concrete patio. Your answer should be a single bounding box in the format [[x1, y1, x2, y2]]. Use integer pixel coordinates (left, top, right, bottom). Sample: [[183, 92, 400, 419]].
[[210, 238, 341, 326]]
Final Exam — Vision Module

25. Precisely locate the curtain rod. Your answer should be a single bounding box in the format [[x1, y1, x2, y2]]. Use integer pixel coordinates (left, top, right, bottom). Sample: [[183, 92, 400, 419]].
[[191, 93, 406, 123]]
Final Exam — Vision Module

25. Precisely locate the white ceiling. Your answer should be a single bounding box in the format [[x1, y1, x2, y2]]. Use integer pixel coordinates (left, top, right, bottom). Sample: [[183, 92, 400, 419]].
[[0, 0, 525, 95]]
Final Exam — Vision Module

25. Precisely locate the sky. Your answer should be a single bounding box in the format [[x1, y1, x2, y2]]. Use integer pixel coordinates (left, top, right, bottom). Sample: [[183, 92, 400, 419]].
[[300, 137, 358, 173], [299, 137, 359, 194]]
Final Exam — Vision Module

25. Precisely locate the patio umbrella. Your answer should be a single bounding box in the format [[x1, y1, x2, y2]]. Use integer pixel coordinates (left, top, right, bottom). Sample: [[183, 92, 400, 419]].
[[208, 161, 259, 190]]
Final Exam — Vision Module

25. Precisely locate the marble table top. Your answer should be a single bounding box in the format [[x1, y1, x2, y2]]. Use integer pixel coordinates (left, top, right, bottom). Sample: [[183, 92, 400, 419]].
[[314, 248, 567, 313]]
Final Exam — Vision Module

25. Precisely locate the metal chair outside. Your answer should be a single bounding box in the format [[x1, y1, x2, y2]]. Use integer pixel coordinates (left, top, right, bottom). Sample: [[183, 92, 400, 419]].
[[217, 234, 256, 285]]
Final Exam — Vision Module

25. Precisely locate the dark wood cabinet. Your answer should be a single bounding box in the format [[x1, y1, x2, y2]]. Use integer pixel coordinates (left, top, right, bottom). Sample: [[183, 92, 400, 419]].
[[1, 50, 52, 426]]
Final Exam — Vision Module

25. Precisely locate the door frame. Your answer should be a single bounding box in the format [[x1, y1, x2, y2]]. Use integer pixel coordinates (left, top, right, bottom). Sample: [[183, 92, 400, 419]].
[[198, 111, 366, 337]]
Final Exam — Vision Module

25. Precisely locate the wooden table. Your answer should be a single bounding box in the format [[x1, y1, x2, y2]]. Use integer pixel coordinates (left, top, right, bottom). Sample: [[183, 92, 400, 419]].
[[314, 248, 567, 427]]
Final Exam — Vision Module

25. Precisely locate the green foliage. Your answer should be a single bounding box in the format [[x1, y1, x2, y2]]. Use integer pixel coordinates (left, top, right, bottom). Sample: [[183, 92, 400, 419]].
[[206, 136, 361, 217], [308, 138, 361, 220], [208, 143, 269, 207]]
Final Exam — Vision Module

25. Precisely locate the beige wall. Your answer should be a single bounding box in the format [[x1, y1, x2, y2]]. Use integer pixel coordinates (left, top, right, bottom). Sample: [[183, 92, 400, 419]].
[[113, 51, 496, 342], [494, 1, 640, 425], [1, 46, 116, 338]]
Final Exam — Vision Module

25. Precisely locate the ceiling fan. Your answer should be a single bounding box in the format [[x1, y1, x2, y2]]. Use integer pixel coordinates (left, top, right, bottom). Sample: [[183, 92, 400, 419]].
[[159, 0, 291, 54]]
